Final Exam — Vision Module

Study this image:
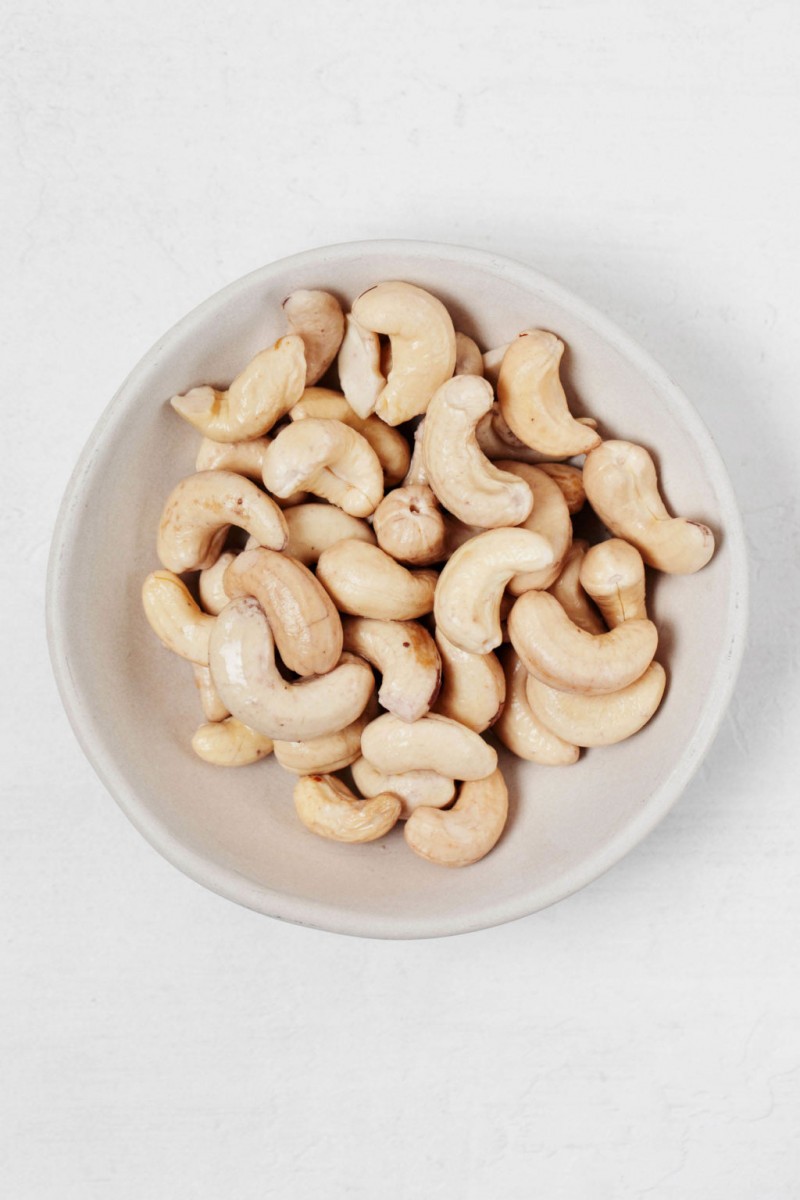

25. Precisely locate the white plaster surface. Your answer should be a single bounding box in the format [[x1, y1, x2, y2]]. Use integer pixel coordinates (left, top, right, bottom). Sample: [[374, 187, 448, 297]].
[[2, 1, 799, 1196]]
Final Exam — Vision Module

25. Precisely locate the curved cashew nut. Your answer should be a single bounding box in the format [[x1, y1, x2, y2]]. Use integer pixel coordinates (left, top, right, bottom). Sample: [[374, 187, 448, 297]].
[[498, 330, 601, 456], [337, 313, 385, 419], [273, 702, 375, 774], [289, 388, 410, 486], [434, 528, 554, 654], [402, 420, 428, 486], [371, 485, 446, 566], [192, 717, 274, 766], [198, 550, 236, 616], [209, 597, 374, 740], [351, 281, 456, 425], [157, 471, 287, 572], [262, 418, 383, 517], [496, 461, 572, 593], [404, 768, 508, 867], [538, 462, 586, 515], [433, 629, 505, 733], [170, 336, 306, 441], [294, 774, 401, 844], [142, 570, 215, 664], [195, 436, 270, 481], [454, 332, 484, 376], [283, 290, 345, 385], [508, 590, 658, 695], [223, 547, 342, 677], [283, 503, 375, 566], [361, 713, 497, 781], [547, 540, 606, 635], [192, 664, 230, 722], [583, 440, 715, 574], [342, 617, 441, 723], [579, 538, 647, 628], [350, 757, 456, 819], [423, 376, 534, 528], [526, 662, 667, 747], [494, 647, 578, 765], [316, 540, 437, 620]]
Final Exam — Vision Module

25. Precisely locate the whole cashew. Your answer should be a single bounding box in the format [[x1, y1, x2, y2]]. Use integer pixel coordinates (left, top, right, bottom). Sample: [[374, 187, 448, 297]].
[[157, 471, 287, 572], [289, 388, 410, 486], [283, 503, 376, 566], [361, 713, 498, 781], [223, 547, 342, 677], [337, 313, 385, 419], [198, 550, 236, 616], [294, 774, 401, 844], [434, 528, 554, 654], [494, 647, 579, 765], [195, 436, 270, 481], [525, 662, 667, 747], [454, 332, 484, 376], [538, 462, 586, 515], [433, 629, 505, 733], [262, 418, 384, 517], [582, 440, 715, 574], [508, 590, 658, 695], [547, 540, 606, 635], [342, 616, 441, 723], [495, 461, 572, 593], [404, 768, 508, 867], [192, 664, 230, 722], [316, 540, 437, 620], [273, 701, 375, 774], [579, 538, 647, 628], [422, 376, 534, 528], [192, 717, 274, 766], [371, 485, 446, 566], [402, 420, 428, 486], [350, 756, 456, 819], [283, 290, 345, 386], [170, 335, 306, 441], [142, 570, 215, 664], [209, 597, 374, 740], [351, 281, 457, 425], [498, 330, 601, 457]]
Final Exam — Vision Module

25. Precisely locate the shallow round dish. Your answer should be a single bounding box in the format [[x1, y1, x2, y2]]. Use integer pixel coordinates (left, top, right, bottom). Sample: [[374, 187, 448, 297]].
[[46, 240, 748, 939]]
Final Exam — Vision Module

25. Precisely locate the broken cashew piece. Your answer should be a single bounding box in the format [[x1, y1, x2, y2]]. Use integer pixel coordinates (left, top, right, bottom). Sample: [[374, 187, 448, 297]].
[[283, 503, 376, 566], [192, 664, 230, 722], [404, 768, 508, 868], [157, 471, 287, 572], [192, 717, 274, 766], [494, 647, 578, 765], [283, 290, 345, 386], [547, 540, 606, 635], [498, 330, 601, 457], [294, 774, 401, 844], [350, 757, 456, 820], [337, 313, 385, 419], [454, 332, 484, 376], [583, 440, 715, 574], [361, 713, 497, 781], [195, 436, 271, 481], [289, 388, 410, 486], [496, 461, 572, 593], [142, 570, 215, 664], [262, 418, 383, 518], [372, 485, 446, 566], [433, 629, 505, 733], [273, 702, 375, 774], [538, 462, 586, 515], [316, 540, 437, 620], [526, 662, 667, 747], [579, 538, 647, 628], [198, 551, 236, 616], [342, 617, 441, 723]]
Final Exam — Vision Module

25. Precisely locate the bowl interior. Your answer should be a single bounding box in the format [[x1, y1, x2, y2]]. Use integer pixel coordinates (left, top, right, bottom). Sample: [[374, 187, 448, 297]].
[[48, 242, 746, 937]]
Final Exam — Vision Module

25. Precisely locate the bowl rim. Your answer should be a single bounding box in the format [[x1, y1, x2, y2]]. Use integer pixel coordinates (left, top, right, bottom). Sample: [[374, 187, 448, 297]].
[[46, 238, 749, 939]]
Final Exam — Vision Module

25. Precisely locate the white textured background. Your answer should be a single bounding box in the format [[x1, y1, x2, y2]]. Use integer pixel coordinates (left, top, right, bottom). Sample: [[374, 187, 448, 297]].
[[2, 1, 799, 1196]]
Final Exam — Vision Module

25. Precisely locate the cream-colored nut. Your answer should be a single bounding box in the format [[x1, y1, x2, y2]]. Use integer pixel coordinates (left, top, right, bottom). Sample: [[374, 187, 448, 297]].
[[273, 702, 374, 774], [209, 597, 374, 740], [342, 617, 441, 723], [402, 420, 428, 486], [371, 485, 446, 566], [494, 647, 578, 765], [454, 332, 484, 376], [423, 376, 534, 528], [538, 462, 586, 515], [192, 664, 230, 722], [337, 313, 385, 419], [262, 418, 383, 517], [433, 629, 505, 733], [498, 330, 601, 456], [496, 461, 572, 593], [526, 662, 667, 747], [316, 540, 437, 620], [482, 341, 511, 387], [289, 388, 410, 486], [475, 407, 559, 465], [583, 440, 715, 574], [224, 547, 342, 677], [195, 436, 270, 482], [191, 717, 274, 766], [283, 290, 345, 386], [157, 471, 288, 572], [350, 757, 456, 819], [351, 281, 457, 425], [547, 540, 606, 635], [434, 528, 554, 655], [361, 713, 497, 781], [508, 590, 658, 695], [283, 503, 376, 566], [170, 336, 306, 442], [198, 550, 236, 616], [142, 570, 215, 664], [579, 538, 647, 629], [294, 774, 401, 844], [404, 768, 508, 867]]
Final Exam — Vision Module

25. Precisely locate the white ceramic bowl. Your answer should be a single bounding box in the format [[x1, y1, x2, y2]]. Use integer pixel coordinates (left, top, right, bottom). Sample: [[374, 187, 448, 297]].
[[47, 240, 747, 939]]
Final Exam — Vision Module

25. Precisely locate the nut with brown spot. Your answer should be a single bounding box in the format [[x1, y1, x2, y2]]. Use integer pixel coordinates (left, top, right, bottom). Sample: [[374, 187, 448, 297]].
[[157, 471, 287, 572]]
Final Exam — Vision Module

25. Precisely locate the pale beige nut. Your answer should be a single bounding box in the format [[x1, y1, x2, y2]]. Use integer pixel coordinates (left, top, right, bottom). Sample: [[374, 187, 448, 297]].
[[294, 774, 401, 844], [337, 313, 385, 419], [283, 503, 376, 567], [538, 462, 586, 515], [423, 376, 534, 528], [283, 290, 345, 385], [482, 341, 512, 387], [262, 418, 384, 518], [402, 420, 428, 486], [508, 590, 658, 695], [547, 540, 606, 635], [195, 436, 271, 481], [157, 471, 287, 572], [583, 440, 715, 574], [493, 647, 578, 765], [579, 538, 647, 628], [273, 702, 374, 774], [498, 330, 601, 456], [169, 336, 306, 442], [475, 407, 564, 465], [404, 768, 508, 867], [224, 547, 342, 677], [434, 528, 553, 655], [198, 551, 237, 616], [352, 281, 457, 425], [289, 388, 410, 486], [496, 461, 573, 592], [142, 570, 215, 664], [371, 485, 446, 566], [525, 662, 667, 747], [192, 664, 230, 722], [361, 712, 497, 780], [316, 540, 437, 620], [454, 332, 484, 376], [209, 597, 374, 741], [433, 629, 505, 733], [191, 717, 274, 766], [342, 617, 441, 723], [350, 757, 456, 819]]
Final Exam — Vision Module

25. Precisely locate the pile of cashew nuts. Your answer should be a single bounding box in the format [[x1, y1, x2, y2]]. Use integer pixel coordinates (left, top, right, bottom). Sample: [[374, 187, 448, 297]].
[[142, 282, 716, 868]]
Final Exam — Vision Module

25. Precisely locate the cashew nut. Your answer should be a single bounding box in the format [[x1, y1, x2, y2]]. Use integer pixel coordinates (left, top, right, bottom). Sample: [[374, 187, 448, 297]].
[[434, 528, 554, 654], [283, 503, 376, 566], [433, 629, 505, 733], [482, 341, 512, 387], [402, 420, 428, 486], [262, 418, 383, 518], [494, 647, 579, 765], [579, 538, 647, 628], [441, 512, 483, 557], [192, 664, 230, 722], [547, 540, 606, 635], [538, 462, 586, 515], [423, 376, 534, 528], [342, 617, 441, 723], [191, 717, 274, 766], [582, 440, 715, 574], [142, 570, 215, 664], [475, 407, 561, 465], [495, 461, 572, 593], [508, 590, 658, 695], [316, 540, 437, 620], [209, 597, 374, 740], [289, 388, 410, 486], [198, 551, 236, 616], [454, 332, 484, 376], [273, 701, 375, 774], [498, 330, 601, 456], [283, 290, 345, 386], [525, 662, 667, 747], [351, 281, 457, 425], [223, 547, 342, 677], [361, 713, 497, 781], [371, 485, 446, 566], [195, 436, 270, 481], [170, 336, 306, 441], [350, 756, 456, 819], [294, 774, 401, 844], [157, 471, 287, 572], [404, 768, 508, 867], [337, 313, 385, 419]]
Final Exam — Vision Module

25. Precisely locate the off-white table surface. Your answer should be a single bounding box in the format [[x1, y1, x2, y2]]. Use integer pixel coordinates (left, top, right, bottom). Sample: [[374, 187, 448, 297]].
[[2, 2, 799, 1197]]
